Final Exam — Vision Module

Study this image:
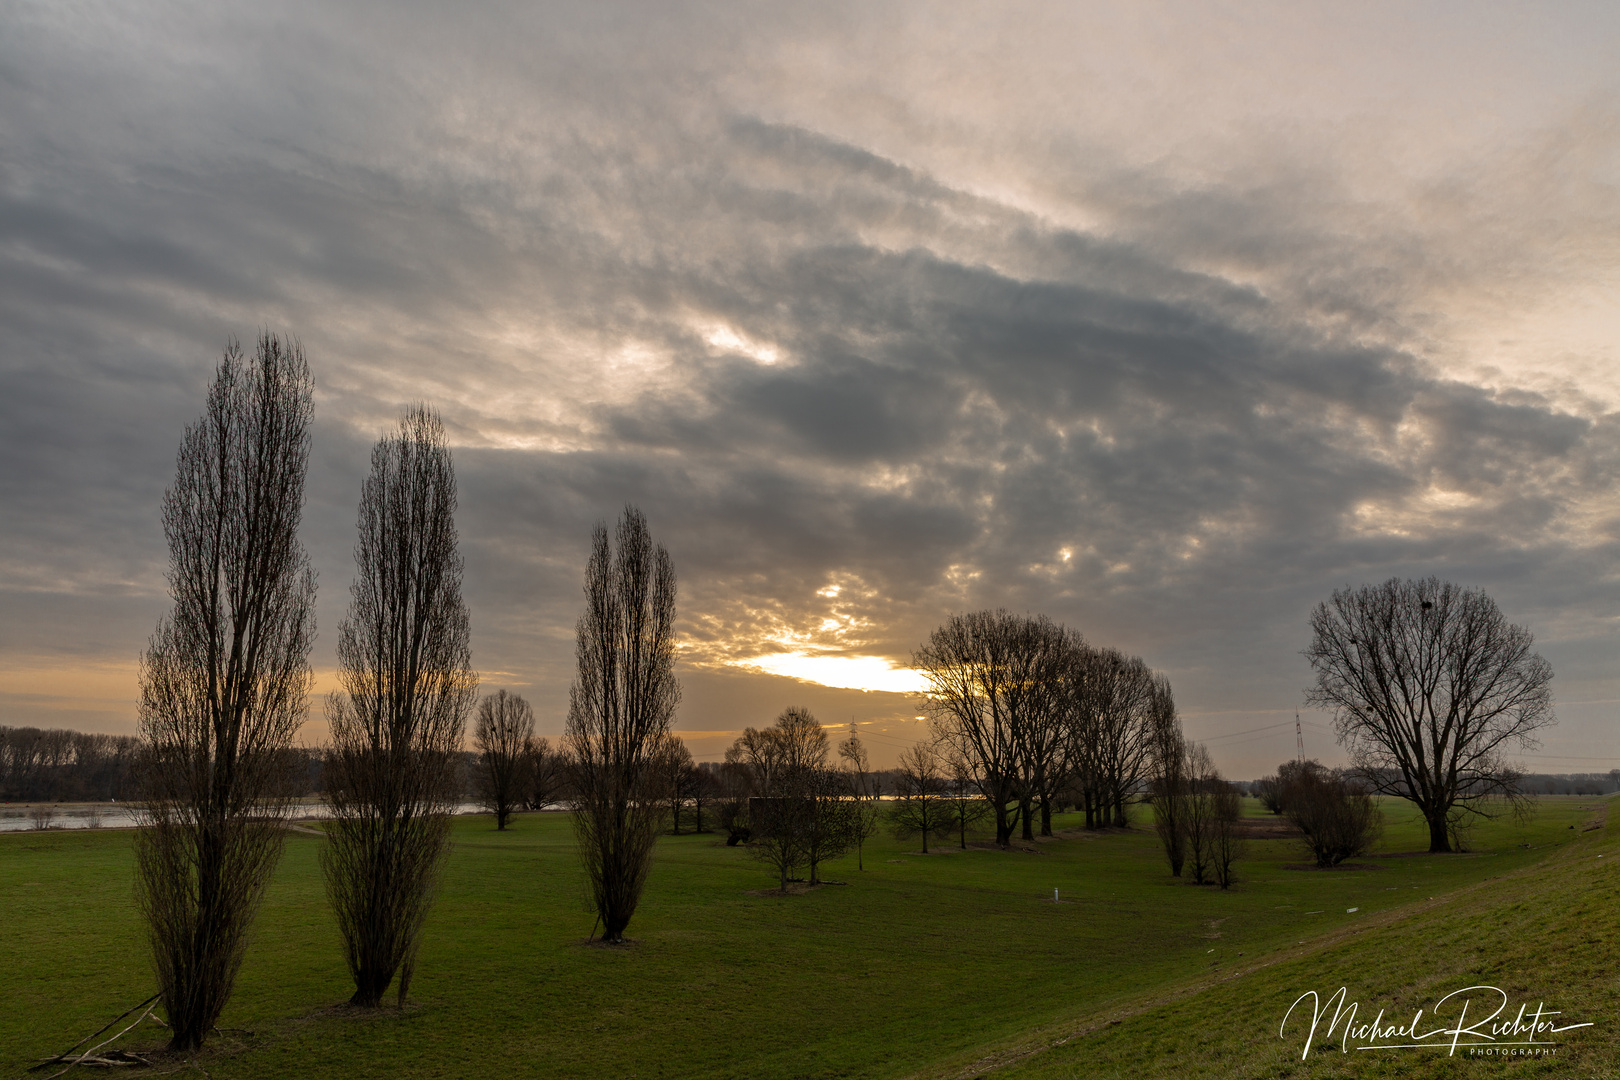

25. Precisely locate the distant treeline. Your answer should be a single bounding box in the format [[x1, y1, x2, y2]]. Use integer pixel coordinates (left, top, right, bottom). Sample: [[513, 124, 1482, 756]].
[[1515, 772, 1620, 795], [1, 726, 142, 802], [11, 720, 1614, 805], [1234, 771, 1620, 798], [1, 722, 915, 807], [0, 725, 326, 804]]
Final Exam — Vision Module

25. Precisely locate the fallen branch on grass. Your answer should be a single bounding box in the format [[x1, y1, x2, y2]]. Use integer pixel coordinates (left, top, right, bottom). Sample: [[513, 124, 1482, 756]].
[[33, 994, 160, 1078]]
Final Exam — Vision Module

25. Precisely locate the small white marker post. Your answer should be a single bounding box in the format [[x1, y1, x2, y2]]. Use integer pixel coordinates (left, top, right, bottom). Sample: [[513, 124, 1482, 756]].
[[1054, 888, 1059, 902]]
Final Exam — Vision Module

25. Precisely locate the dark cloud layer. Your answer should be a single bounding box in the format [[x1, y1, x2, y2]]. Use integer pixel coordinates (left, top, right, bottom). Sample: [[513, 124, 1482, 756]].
[[2, 2, 1617, 773]]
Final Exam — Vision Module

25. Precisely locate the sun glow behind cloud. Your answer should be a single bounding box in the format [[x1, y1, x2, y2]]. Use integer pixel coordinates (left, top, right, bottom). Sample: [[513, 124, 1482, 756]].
[[703, 324, 780, 365], [733, 651, 928, 694]]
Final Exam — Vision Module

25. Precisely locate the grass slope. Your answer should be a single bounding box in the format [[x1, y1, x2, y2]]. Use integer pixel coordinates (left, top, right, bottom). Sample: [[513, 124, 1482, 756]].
[[931, 800, 1619, 1080], [0, 797, 1608, 1079]]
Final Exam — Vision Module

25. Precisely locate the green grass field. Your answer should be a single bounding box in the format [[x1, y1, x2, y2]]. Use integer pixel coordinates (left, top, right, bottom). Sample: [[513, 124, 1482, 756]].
[[2, 796, 1612, 1079]]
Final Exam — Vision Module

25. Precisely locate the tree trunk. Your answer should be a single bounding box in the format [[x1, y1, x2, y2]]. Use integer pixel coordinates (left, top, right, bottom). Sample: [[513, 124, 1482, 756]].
[[1427, 811, 1452, 853], [1020, 796, 1034, 841], [350, 974, 389, 1008], [1039, 798, 1053, 836]]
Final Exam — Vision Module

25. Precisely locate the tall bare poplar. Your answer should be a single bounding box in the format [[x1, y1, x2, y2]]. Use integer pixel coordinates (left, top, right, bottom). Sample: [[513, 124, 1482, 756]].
[[136, 335, 315, 1051], [322, 406, 475, 1007], [1146, 676, 1188, 877], [566, 506, 680, 943], [474, 689, 536, 831]]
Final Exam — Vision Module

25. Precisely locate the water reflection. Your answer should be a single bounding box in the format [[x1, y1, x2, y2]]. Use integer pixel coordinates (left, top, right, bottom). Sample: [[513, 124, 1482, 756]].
[[0, 802, 501, 832]]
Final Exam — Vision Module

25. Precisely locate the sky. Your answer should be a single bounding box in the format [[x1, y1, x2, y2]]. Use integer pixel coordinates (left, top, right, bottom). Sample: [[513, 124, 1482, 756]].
[[2, 1, 1617, 776]]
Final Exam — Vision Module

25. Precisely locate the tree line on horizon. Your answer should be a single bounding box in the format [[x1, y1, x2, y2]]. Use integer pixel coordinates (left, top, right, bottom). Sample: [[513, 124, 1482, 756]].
[[12, 721, 1609, 813], [73, 332, 1565, 1060]]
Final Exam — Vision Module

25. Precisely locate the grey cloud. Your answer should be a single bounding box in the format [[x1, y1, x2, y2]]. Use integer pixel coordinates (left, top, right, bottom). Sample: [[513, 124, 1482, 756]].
[[2, 3, 1616, 775]]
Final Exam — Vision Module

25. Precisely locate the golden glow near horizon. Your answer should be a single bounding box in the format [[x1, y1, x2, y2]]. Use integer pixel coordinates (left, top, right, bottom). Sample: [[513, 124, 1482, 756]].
[[678, 574, 934, 696], [732, 651, 928, 695]]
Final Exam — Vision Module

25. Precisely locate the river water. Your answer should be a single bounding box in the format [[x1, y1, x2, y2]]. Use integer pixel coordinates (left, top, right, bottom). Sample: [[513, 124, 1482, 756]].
[[0, 802, 497, 832]]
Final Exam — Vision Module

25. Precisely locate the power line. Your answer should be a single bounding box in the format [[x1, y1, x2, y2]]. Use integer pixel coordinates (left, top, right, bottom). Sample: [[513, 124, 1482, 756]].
[[1198, 720, 1294, 741], [1198, 718, 1330, 744]]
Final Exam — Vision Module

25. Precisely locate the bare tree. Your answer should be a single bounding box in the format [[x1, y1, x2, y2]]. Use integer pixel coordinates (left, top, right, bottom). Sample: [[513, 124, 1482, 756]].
[[1210, 780, 1244, 890], [917, 611, 1068, 845], [729, 723, 785, 868], [1024, 630, 1086, 836], [1305, 577, 1555, 853], [804, 763, 855, 884], [1078, 648, 1156, 829], [685, 759, 715, 833], [526, 737, 566, 810], [1167, 745, 1244, 888], [1279, 760, 1383, 867], [653, 734, 694, 834], [474, 690, 535, 831], [1180, 744, 1218, 885], [711, 756, 753, 845], [889, 744, 950, 853], [322, 406, 475, 1007], [942, 755, 993, 849], [135, 335, 315, 1050], [566, 506, 680, 942], [1146, 676, 1188, 877], [732, 707, 850, 888], [838, 724, 882, 870]]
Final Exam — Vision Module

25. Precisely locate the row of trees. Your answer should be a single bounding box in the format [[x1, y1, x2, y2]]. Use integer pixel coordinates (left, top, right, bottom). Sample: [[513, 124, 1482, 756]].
[[915, 610, 1176, 845], [1147, 726, 1243, 889], [133, 339, 675, 1049], [133, 337, 519, 1048]]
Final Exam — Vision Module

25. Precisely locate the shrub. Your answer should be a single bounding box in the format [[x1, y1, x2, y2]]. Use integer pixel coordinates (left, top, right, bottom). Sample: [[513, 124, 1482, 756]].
[[1280, 761, 1382, 867]]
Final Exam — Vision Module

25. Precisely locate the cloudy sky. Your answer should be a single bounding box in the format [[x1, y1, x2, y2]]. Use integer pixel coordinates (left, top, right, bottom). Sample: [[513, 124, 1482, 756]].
[[3, 1, 1617, 775]]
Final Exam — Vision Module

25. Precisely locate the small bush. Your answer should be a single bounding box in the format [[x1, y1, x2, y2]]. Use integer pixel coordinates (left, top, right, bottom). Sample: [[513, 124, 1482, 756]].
[[1280, 761, 1382, 867]]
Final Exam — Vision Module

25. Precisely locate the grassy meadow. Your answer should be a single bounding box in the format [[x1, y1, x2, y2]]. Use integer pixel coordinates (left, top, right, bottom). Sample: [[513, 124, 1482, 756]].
[[1, 795, 1613, 1079]]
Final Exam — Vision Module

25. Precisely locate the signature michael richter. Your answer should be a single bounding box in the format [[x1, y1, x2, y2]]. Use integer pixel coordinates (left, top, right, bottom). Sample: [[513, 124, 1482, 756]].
[[1279, 985, 1594, 1058]]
